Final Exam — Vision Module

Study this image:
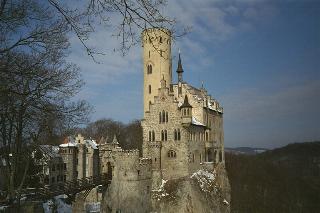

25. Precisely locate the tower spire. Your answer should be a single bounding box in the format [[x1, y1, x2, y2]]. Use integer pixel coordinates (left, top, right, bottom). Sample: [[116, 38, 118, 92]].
[[176, 51, 184, 82]]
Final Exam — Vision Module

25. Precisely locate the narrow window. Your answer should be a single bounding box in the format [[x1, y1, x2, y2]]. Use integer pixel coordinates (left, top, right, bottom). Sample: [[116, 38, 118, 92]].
[[159, 36, 162, 43], [149, 131, 151, 141], [149, 51, 150, 58], [161, 130, 164, 141], [154, 158, 157, 162], [164, 130, 167, 141], [174, 129, 177, 141], [166, 112, 168, 123], [159, 112, 162, 123], [148, 85, 151, 94], [162, 110, 165, 123], [178, 129, 181, 141], [152, 130, 155, 141]]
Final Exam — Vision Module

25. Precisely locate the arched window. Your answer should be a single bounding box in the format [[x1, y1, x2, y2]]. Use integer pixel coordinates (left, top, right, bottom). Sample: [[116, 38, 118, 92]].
[[148, 85, 151, 94], [167, 150, 176, 158], [165, 112, 168, 123], [162, 110, 165, 123], [149, 51, 150, 58], [174, 129, 177, 140], [161, 130, 164, 141], [159, 112, 161, 123], [177, 129, 181, 140], [164, 130, 167, 141], [148, 131, 151, 141], [187, 108, 190, 115], [152, 130, 155, 141], [147, 64, 152, 74]]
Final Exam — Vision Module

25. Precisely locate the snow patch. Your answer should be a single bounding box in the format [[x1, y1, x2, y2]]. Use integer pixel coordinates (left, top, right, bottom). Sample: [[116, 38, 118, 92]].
[[192, 117, 205, 126], [223, 199, 229, 205], [43, 195, 71, 213], [191, 170, 217, 193]]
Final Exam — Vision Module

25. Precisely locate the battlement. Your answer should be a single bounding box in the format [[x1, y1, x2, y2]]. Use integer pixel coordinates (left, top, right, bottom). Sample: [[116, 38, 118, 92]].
[[115, 149, 140, 156]]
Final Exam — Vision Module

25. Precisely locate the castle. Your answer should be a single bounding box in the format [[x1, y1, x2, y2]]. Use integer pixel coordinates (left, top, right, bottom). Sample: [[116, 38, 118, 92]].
[[38, 27, 228, 212], [100, 28, 227, 212]]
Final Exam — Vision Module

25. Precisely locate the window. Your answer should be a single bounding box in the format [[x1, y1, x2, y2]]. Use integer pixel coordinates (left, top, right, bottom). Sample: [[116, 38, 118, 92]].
[[162, 110, 165, 123], [160, 50, 163, 57], [159, 112, 162, 123], [166, 112, 168, 123], [167, 150, 176, 158], [164, 130, 167, 141], [152, 130, 155, 141], [161, 130, 164, 141], [154, 158, 157, 162], [205, 132, 209, 141], [147, 64, 152, 74], [149, 51, 150, 58], [148, 85, 151, 94], [174, 129, 181, 141], [159, 36, 162, 43], [149, 131, 152, 141]]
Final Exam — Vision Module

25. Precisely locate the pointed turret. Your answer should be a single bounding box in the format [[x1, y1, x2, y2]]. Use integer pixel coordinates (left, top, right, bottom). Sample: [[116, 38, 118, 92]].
[[176, 51, 184, 82], [180, 95, 192, 108], [112, 135, 119, 144], [180, 95, 193, 124]]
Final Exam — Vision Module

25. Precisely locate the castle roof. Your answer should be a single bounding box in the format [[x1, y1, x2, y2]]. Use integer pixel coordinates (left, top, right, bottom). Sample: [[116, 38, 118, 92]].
[[180, 95, 192, 108]]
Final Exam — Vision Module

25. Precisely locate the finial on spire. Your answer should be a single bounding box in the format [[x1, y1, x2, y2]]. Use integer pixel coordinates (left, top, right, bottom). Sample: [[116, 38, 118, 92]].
[[177, 50, 184, 82]]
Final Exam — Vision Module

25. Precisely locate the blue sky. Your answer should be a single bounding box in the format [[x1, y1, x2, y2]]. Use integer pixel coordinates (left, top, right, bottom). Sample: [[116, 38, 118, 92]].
[[68, 0, 320, 148]]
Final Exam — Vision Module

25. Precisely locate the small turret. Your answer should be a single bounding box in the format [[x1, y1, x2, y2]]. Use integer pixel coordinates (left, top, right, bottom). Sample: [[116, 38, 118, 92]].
[[180, 95, 192, 124], [112, 135, 119, 145]]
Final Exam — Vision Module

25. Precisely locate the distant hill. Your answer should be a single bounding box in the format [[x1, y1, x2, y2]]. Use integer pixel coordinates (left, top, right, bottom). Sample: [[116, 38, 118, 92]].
[[225, 141, 320, 213], [225, 147, 268, 155]]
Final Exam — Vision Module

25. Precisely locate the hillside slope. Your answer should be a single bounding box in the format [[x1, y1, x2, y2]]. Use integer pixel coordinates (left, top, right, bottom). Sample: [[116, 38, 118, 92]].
[[225, 142, 320, 213]]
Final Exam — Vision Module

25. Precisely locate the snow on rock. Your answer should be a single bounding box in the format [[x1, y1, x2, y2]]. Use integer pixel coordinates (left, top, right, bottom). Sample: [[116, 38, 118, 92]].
[[43, 195, 71, 213], [190, 170, 217, 193], [223, 199, 229, 205], [152, 179, 169, 200]]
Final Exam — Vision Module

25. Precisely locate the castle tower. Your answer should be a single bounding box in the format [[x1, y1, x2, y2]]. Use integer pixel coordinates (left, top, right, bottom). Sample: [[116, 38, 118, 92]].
[[142, 28, 172, 117]]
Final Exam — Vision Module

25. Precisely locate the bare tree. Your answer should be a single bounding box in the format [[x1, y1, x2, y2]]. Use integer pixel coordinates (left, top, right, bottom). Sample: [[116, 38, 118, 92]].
[[0, 49, 91, 203], [0, 0, 185, 58]]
